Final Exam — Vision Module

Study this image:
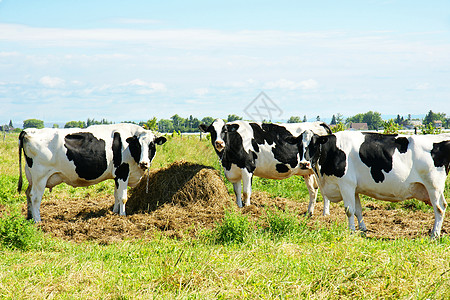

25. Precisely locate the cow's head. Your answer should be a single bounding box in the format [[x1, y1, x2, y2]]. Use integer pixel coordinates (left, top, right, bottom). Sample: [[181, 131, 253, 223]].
[[126, 131, 167, 170], [286, 130, 328, 170], [199, 118, 228, 153]]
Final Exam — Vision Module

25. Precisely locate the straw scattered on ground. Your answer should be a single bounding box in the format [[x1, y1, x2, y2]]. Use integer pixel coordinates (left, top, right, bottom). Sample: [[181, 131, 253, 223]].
[[8, 161, 448, 244]]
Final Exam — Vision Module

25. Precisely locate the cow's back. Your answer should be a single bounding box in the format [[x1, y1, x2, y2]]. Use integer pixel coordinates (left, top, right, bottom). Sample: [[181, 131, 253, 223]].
[[327, 132, 450, 202], [22, 124, 146, 187]]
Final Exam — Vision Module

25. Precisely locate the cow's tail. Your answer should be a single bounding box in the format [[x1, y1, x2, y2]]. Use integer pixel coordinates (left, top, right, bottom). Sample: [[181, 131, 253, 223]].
[[17, 130, 26, 193]]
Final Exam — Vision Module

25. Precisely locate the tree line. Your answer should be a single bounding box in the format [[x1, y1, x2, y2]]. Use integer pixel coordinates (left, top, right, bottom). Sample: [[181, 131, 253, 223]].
[[13, 110, 450, 132]]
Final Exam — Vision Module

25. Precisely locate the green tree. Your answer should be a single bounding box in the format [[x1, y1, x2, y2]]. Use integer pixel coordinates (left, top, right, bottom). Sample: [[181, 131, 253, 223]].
[[303, 115, 307, 122], [287, 116, 302, 123], [171, 114, 184, 131], [23, 119, 44, 129], [331, 123, 346, 133], [423, 110, 446, 126], [64, 121, 86, 128], [158, 119, 174, 133], [383, 119, 402, 134], [330, 115, 337, 125], [86, 118, 112, 127], [140, 117, 158, 131], [201, 117, 215, 126], [8, 120, 13, 128], [227, 114, 242, 122], [346, 111, 382, 130], [422, 122, 441, 135], [52, 124, 59, 128]]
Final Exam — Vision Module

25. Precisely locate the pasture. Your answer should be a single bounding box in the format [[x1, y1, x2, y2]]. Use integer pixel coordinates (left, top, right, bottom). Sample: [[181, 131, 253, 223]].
[[1, 131, 450, 299]]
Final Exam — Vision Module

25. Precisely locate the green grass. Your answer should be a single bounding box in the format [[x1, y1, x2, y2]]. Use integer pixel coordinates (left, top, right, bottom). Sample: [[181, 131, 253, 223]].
[[1, 132, 450, 298]]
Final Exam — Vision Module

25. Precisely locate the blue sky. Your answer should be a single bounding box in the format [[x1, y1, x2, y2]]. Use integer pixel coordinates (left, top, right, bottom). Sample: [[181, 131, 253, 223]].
[[1, 0, 450, 126]]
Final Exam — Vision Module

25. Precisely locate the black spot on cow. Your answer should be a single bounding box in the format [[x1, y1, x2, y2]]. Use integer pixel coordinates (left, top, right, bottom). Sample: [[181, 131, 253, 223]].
[[251, 139, 260, 152], [64, 132, 107, 180], [314, 135, 347, 177], [220, 124, 257, 173], [431, 140, 450, 175], [148, 142, 156, 162], [359, 133, 410, 183], [249, 123, 298, 168], [249, 123, 266, 145], [276, 164, 290, 173], [114, 163, 130, 188], [112, 132, 122, 168], [126, 136, 141, 164]]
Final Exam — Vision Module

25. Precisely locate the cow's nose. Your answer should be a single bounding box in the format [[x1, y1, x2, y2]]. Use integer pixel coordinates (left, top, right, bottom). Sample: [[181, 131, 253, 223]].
[[215, 141, 225, 151], [299, 161, 311, 169], [139, 162, 149, 170]]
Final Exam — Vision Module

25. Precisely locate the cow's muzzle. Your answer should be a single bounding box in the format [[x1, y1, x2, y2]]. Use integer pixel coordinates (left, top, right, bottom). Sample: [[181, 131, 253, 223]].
[[215, 141, 225, 152], [299, 161, 311, 170], [139, 162, 150, 170]]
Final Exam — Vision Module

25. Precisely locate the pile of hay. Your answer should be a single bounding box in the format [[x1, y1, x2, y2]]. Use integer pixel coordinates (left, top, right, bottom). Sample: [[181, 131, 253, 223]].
[[127, 160, 230, 212], [123, 160, 232, 238]]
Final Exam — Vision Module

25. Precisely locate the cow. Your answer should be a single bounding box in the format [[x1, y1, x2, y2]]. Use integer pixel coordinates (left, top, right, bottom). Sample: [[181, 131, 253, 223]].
[[286, 130, 450, 238], [17, 123, 167, 222], [199, 119, 331, 215]]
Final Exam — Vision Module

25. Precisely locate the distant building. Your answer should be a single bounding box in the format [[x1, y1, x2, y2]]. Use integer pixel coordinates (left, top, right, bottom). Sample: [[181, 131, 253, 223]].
[[410, 120, 423, 127], [434, 120, 443, 128], [349, 123, 368, 130]]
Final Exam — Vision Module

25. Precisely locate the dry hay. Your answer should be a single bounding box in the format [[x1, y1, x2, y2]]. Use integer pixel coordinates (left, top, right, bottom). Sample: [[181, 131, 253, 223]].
[[34, 160, 234, 244], [126, 160, 230, 212], [3, 160, 447, 243]]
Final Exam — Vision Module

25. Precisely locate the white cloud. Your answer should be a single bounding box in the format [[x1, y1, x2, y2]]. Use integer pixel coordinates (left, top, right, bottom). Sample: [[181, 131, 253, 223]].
[[39, 76, 65, 88], [412, 82, 431, 90], [265, 79, 319, 90], [193, 88, 209, 96], [121, 79, 167, 94]]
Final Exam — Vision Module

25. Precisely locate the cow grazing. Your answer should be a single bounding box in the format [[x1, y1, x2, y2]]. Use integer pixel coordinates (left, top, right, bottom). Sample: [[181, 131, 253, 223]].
[[18, 123, 167, 222], [286, 130, 450, 238], [199, 119, 331, 215]]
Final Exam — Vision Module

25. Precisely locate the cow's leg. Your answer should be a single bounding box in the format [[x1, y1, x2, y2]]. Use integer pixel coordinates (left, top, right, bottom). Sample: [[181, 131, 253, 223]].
[[242, 170, 253, 206], [25, 184, 32, 220], [24, 168, 33, 220], [428, 189, 447, 239], [322, 196, 330, 216], [355, 193, 367, 232], [225, 167, 243, 208], [340, 185, 356, 231], [28, 178, 47, 222], [304, 174, 319, 216], [233, 182, 243, 208], [114, 178, 129, 216]]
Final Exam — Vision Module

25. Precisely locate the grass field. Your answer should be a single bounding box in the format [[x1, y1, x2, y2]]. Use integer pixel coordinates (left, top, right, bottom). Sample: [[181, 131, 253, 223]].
[[1, 131, 450, 299]]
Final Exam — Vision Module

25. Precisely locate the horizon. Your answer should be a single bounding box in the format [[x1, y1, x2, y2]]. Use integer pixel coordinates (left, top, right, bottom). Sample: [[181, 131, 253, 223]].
[[3, 113, 432, 130]]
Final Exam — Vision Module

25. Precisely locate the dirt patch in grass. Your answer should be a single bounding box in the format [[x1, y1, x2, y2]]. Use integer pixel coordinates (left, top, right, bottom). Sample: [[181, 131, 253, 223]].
[[4, 161, 448, 244]]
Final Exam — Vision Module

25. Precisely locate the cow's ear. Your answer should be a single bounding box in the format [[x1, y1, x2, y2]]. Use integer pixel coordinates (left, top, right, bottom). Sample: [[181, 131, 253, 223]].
[[198, 124, 209, 133], [285, 135, 301, 145], [317, 135, 329, 144], [155, 136, 167, 145], [126, 136, 137, 144]]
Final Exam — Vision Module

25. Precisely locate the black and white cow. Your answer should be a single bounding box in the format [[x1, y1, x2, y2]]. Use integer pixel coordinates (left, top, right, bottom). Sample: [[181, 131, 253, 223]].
[[199, 119, 331, 215], [286, 130, 450, 238], [18, 123, 167, 222]]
